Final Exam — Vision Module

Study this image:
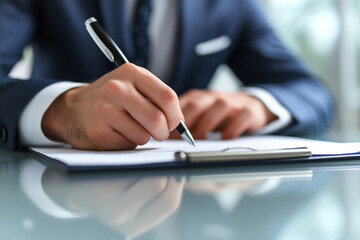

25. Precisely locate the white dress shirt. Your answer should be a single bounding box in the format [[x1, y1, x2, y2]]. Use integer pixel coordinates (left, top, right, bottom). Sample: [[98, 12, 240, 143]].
[[19, 0, 291, 146]]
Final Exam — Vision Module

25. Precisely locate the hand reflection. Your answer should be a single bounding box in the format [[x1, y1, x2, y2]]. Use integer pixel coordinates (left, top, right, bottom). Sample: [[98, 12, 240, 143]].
[[42, 170, 185, 238]]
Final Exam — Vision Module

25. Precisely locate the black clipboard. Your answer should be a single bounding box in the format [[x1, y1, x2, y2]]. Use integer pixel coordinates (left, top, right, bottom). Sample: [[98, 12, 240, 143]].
[[31, 147, 313, 173], [31, 149, 360, 173]]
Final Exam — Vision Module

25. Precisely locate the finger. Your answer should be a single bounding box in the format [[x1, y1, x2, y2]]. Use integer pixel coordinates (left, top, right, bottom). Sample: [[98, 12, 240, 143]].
[[131, 66, 182, 132], [114, 83, 169, 141], [181, 99, 215, 130], [104, 111, 151, 146], [71, 122, 137, 150], [168, 129, 181, 139], [191, 98, 233, 139], [65, 178, 142, 214], [181, 103, 206, 130], [111, 178, 168, 226], [73, 178, 159, 227], [94, 128, 138, 150], [222, 109, 252, 139], [118, 178, 184, 237]]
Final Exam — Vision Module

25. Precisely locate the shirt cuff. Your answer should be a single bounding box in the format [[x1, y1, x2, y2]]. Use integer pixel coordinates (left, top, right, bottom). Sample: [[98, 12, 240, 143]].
[[19, 82, 88, 147], [242, 87, 292, 134]]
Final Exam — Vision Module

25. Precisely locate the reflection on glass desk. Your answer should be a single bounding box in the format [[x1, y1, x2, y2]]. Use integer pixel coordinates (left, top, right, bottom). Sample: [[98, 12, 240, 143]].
[[1, 149, 360, 240]]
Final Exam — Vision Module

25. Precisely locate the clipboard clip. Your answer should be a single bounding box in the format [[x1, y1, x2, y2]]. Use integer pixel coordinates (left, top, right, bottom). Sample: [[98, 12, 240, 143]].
[[175, 147, 312, 163]]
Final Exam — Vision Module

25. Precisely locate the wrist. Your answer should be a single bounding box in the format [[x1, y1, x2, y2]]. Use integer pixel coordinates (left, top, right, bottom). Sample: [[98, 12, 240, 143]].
[[263, 101, 278, 124], [241, 87, 292, 134], [243, 93, 278, 124], [41, 87, 81, 143]]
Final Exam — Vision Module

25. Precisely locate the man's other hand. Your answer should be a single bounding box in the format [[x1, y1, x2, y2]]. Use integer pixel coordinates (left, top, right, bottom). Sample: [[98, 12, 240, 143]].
[[170, 89, 277, 140]]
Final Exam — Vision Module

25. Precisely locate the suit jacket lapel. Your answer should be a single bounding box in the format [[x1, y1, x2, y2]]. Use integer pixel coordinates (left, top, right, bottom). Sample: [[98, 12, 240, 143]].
[[170, 0, 202, 94], [98, 0, 135, 61]]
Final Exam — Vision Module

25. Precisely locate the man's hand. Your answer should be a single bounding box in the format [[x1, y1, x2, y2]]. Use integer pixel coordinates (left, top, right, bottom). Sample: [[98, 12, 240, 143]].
[[41, 63, 183, 150], [171, 89, 277, 139], [42, 170, 184, 238]]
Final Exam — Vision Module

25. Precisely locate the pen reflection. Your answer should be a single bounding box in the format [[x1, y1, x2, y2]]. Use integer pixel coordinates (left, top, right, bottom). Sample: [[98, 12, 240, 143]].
[[41, 170, 185, 238], [185, 180, 265, 194]]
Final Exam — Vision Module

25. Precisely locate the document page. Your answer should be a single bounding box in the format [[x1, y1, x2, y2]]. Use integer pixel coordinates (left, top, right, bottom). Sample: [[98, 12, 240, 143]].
[[31, 135, 360, 168]]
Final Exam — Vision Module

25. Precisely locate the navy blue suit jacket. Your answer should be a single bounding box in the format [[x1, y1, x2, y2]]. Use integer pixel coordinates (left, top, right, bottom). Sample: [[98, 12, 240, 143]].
[[0, 0, 334, 150]]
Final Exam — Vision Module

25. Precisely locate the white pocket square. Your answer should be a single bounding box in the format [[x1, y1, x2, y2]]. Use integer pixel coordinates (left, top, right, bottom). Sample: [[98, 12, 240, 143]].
[[195, 35, 231, 56]]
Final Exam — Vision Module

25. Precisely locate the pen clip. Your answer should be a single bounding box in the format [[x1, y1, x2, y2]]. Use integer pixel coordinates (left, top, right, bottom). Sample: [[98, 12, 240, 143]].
[[85, 17, 114, 63]]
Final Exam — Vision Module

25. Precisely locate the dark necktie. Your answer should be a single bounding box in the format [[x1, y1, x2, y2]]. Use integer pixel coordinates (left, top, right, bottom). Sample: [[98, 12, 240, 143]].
[[132, 0, 153, 68]]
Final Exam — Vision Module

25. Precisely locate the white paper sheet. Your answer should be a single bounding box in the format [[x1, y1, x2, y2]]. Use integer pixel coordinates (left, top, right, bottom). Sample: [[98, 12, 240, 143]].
[[31, 135, 360, 167]]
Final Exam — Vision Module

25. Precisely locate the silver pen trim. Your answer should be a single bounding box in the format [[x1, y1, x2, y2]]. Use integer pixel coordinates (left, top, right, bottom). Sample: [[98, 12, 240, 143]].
[[180, 132, 196, 147], [85, 18, 114, 62]]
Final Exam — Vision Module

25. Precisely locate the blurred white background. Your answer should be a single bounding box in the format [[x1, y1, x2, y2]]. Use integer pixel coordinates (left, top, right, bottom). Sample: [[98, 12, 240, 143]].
[[262, 0, 360, 141]]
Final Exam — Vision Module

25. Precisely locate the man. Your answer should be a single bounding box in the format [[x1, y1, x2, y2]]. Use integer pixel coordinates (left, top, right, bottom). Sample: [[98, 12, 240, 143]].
[[0, 0, 333, 151]]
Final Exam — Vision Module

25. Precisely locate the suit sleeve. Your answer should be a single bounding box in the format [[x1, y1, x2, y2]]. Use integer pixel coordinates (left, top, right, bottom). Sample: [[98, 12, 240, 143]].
[[0, 0, 58, 150], [227, 0, 334, 135]]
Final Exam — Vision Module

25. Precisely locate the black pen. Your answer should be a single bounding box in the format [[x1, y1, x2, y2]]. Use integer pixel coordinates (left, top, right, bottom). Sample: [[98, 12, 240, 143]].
[[85, 17, 195, 147]]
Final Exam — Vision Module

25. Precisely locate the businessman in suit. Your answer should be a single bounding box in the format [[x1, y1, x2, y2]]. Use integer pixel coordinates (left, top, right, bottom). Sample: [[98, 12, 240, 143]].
[[0, 0, 333, 151]]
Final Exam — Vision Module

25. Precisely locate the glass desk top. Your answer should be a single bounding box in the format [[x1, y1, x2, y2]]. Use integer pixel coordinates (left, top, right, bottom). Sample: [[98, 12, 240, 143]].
[[1, 149, 360, 240]]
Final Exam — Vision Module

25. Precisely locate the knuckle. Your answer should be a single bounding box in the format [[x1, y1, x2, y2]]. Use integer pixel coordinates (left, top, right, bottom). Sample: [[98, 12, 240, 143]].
[[149, 113, 169, 141], [104, 79, 119, 91], [114, 82, 129, 96], [186, 101, 202, 112], [215, 97, 228, 107], [187, 89, 200, 97], [119, 62, 137, 73], [149, 111, 166, 128], [103, 80, 127, 97], [161, 88, 178, 107], [215, 97, 232, 114], [122, 63, 147, 78], [105, 80, 135, 102]]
